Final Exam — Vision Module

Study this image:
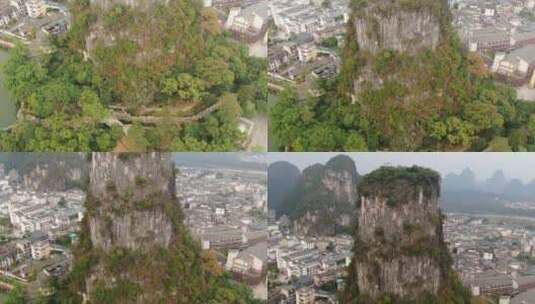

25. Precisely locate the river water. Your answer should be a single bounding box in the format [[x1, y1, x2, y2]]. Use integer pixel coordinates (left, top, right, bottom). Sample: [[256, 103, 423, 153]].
[[0, 49, 16, 128]]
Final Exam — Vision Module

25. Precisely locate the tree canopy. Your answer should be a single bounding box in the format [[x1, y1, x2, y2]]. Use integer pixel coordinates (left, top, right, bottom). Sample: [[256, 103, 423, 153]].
[[0, 0, 266, 152]]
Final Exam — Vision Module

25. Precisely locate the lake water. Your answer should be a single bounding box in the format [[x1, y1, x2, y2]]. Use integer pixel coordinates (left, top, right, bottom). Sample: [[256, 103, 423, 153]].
[[0, 49, 16, 128]]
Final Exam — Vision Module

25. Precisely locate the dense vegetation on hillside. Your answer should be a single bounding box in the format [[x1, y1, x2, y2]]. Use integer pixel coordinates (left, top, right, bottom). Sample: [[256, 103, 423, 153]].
[[270, 0, 535, 152], [358, 166, 440, 205], [0, 0, 266, 151]]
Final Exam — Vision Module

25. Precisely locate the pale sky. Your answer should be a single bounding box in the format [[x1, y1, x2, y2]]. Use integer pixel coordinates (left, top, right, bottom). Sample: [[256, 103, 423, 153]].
[[267, 152, 535, 183]]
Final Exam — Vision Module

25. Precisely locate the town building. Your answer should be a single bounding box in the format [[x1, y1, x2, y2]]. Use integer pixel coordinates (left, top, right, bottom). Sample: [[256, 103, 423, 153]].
[[29, 230, 50, 260], [25, 0, 45, 18], [493, 44, 535, 87]]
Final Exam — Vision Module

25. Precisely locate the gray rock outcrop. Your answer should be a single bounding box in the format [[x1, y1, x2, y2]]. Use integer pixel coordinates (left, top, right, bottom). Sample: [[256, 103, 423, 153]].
[[352, 0, 444, 55], [87, 153, 176, 252], [293, 155, 359, 236], [344, 166, 452, 302]]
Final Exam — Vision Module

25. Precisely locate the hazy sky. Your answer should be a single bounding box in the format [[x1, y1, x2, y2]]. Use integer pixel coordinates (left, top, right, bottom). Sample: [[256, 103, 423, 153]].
[[267, 153, 535, 183]]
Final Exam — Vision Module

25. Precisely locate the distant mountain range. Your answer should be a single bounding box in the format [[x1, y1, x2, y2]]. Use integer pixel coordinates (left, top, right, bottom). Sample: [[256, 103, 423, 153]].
[[268, 158, 535, 219], [0, 153, 88, 191], [268, 155, 360, 236], [173, 153, 267, 172], [441, 167, 535, 217], [442, 168, 535, 198]]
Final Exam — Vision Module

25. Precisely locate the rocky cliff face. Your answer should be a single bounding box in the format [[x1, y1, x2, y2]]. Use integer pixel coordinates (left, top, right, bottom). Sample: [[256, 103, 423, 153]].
[[357, 184, 442, 298], [63, 153, 260, 303], [324, 155, 359, 204], [89, 153, 175, 204], [342, 166, 469, 303], [349, 0, 449, 95], [292, 155, 359, 236], [83, 0, 170, 56], [352, 0, 444, 55], [87, 153, 175, 252], [72, 153, 206, 303]]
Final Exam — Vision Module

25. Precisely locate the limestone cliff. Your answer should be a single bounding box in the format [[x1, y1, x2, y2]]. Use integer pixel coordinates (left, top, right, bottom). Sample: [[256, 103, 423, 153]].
[[342, 166, 470, 303], [324, 155, 359, 204], [349, 0, 449, 95], [70, 153, 204, 303], [86, 153, 176, 252], [291, 155, 359, 236], [351, 0, 446, 55]]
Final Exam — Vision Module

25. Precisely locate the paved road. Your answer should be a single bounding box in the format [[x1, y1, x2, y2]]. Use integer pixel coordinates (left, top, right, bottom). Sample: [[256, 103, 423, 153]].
[[248, 114, 267, 151], [517, 85, 535, 101]]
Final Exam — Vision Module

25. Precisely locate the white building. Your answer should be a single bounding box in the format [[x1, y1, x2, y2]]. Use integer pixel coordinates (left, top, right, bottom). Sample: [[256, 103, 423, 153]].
[[224, 2, 268, 58], [8, 190, 85, 235], [270, 0, 349, 38], [25, 0, 46, 18], [484, 7, 495, 17], [227, 242, 266, 275], [492, 44, 535, 88]]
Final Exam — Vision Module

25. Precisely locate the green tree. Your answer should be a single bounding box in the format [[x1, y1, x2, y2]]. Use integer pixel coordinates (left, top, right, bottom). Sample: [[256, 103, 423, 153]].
[[195, 57, 234, 88], [124, 124, 149, 151], [463, 101, 503, 132], [79, 89, 107, 124], [201, 8, 221, 36], [528, 114, 535, 137], [270, 88, 309, 151], [5, 285, 26, 304], [344, 131, 368, 151], [509, 128, 527, 151], [175, 73, 206, 101], [3, 45, 47, 103], [237, 85, 257, 117], [219, 93, 241, 121], [430, 117, 475, 148]]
